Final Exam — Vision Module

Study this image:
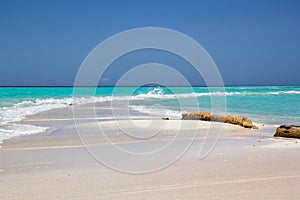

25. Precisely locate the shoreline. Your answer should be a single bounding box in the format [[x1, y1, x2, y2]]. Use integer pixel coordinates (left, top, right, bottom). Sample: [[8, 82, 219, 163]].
[[1, 101, 298, 153], [0, 102, 292, 149], [1, 85, 300, 145], [1, 103, 300, 199], [0, 104, 300, 200]]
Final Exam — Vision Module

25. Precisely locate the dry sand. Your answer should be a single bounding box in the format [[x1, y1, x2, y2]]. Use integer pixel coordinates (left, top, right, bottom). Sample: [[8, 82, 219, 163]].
[[1, 105, 300, 200]]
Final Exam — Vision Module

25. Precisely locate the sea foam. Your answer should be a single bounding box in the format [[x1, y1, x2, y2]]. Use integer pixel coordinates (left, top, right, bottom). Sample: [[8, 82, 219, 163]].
[[0, 87, 299, 143]]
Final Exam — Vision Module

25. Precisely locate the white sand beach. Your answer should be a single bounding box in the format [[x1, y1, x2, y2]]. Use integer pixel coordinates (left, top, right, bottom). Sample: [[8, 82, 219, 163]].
[[1, 0, 300, 199], [1, 103, 300, 200]]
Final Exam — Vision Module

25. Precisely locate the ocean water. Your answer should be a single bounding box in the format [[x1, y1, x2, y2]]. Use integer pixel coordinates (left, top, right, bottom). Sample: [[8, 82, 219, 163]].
[[0, 86, 299, 143]]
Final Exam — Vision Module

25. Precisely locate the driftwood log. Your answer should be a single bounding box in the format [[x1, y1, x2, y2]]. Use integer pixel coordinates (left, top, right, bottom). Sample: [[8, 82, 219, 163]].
[[181, 112, 258, 129]]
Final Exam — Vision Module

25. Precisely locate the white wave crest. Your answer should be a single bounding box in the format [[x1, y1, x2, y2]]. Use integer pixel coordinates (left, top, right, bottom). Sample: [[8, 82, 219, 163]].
[[0, 123, 48, 144], [132, 87, 300, 100], [129, 105, 183, 118], [0, 88, 299, 143]]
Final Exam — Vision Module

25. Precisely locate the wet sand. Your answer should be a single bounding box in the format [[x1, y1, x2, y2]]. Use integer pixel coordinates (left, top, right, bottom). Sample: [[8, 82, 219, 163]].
[[1, 104, 300, 199]]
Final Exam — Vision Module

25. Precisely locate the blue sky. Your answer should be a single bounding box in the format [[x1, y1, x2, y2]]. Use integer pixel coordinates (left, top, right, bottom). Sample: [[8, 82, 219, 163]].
[[0, 0, 299, 86]]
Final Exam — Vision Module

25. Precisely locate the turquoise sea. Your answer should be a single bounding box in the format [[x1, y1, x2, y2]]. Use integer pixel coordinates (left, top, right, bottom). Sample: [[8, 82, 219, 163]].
[[0, 86, 299, 142]]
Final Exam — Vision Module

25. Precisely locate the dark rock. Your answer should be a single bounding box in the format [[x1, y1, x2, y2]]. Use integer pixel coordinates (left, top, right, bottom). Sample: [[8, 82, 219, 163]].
[[181, 112, 258, 129], [274, 125, 300, 139], [162, 117, 169, 120]]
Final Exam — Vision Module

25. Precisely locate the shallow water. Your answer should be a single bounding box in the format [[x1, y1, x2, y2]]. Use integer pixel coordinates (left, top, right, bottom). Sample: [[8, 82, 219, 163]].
[[0, 86, 299, 142]]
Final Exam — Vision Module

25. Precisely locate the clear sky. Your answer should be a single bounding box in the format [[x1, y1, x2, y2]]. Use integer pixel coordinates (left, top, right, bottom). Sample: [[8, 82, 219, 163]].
[[0, 0, 299, 86]]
